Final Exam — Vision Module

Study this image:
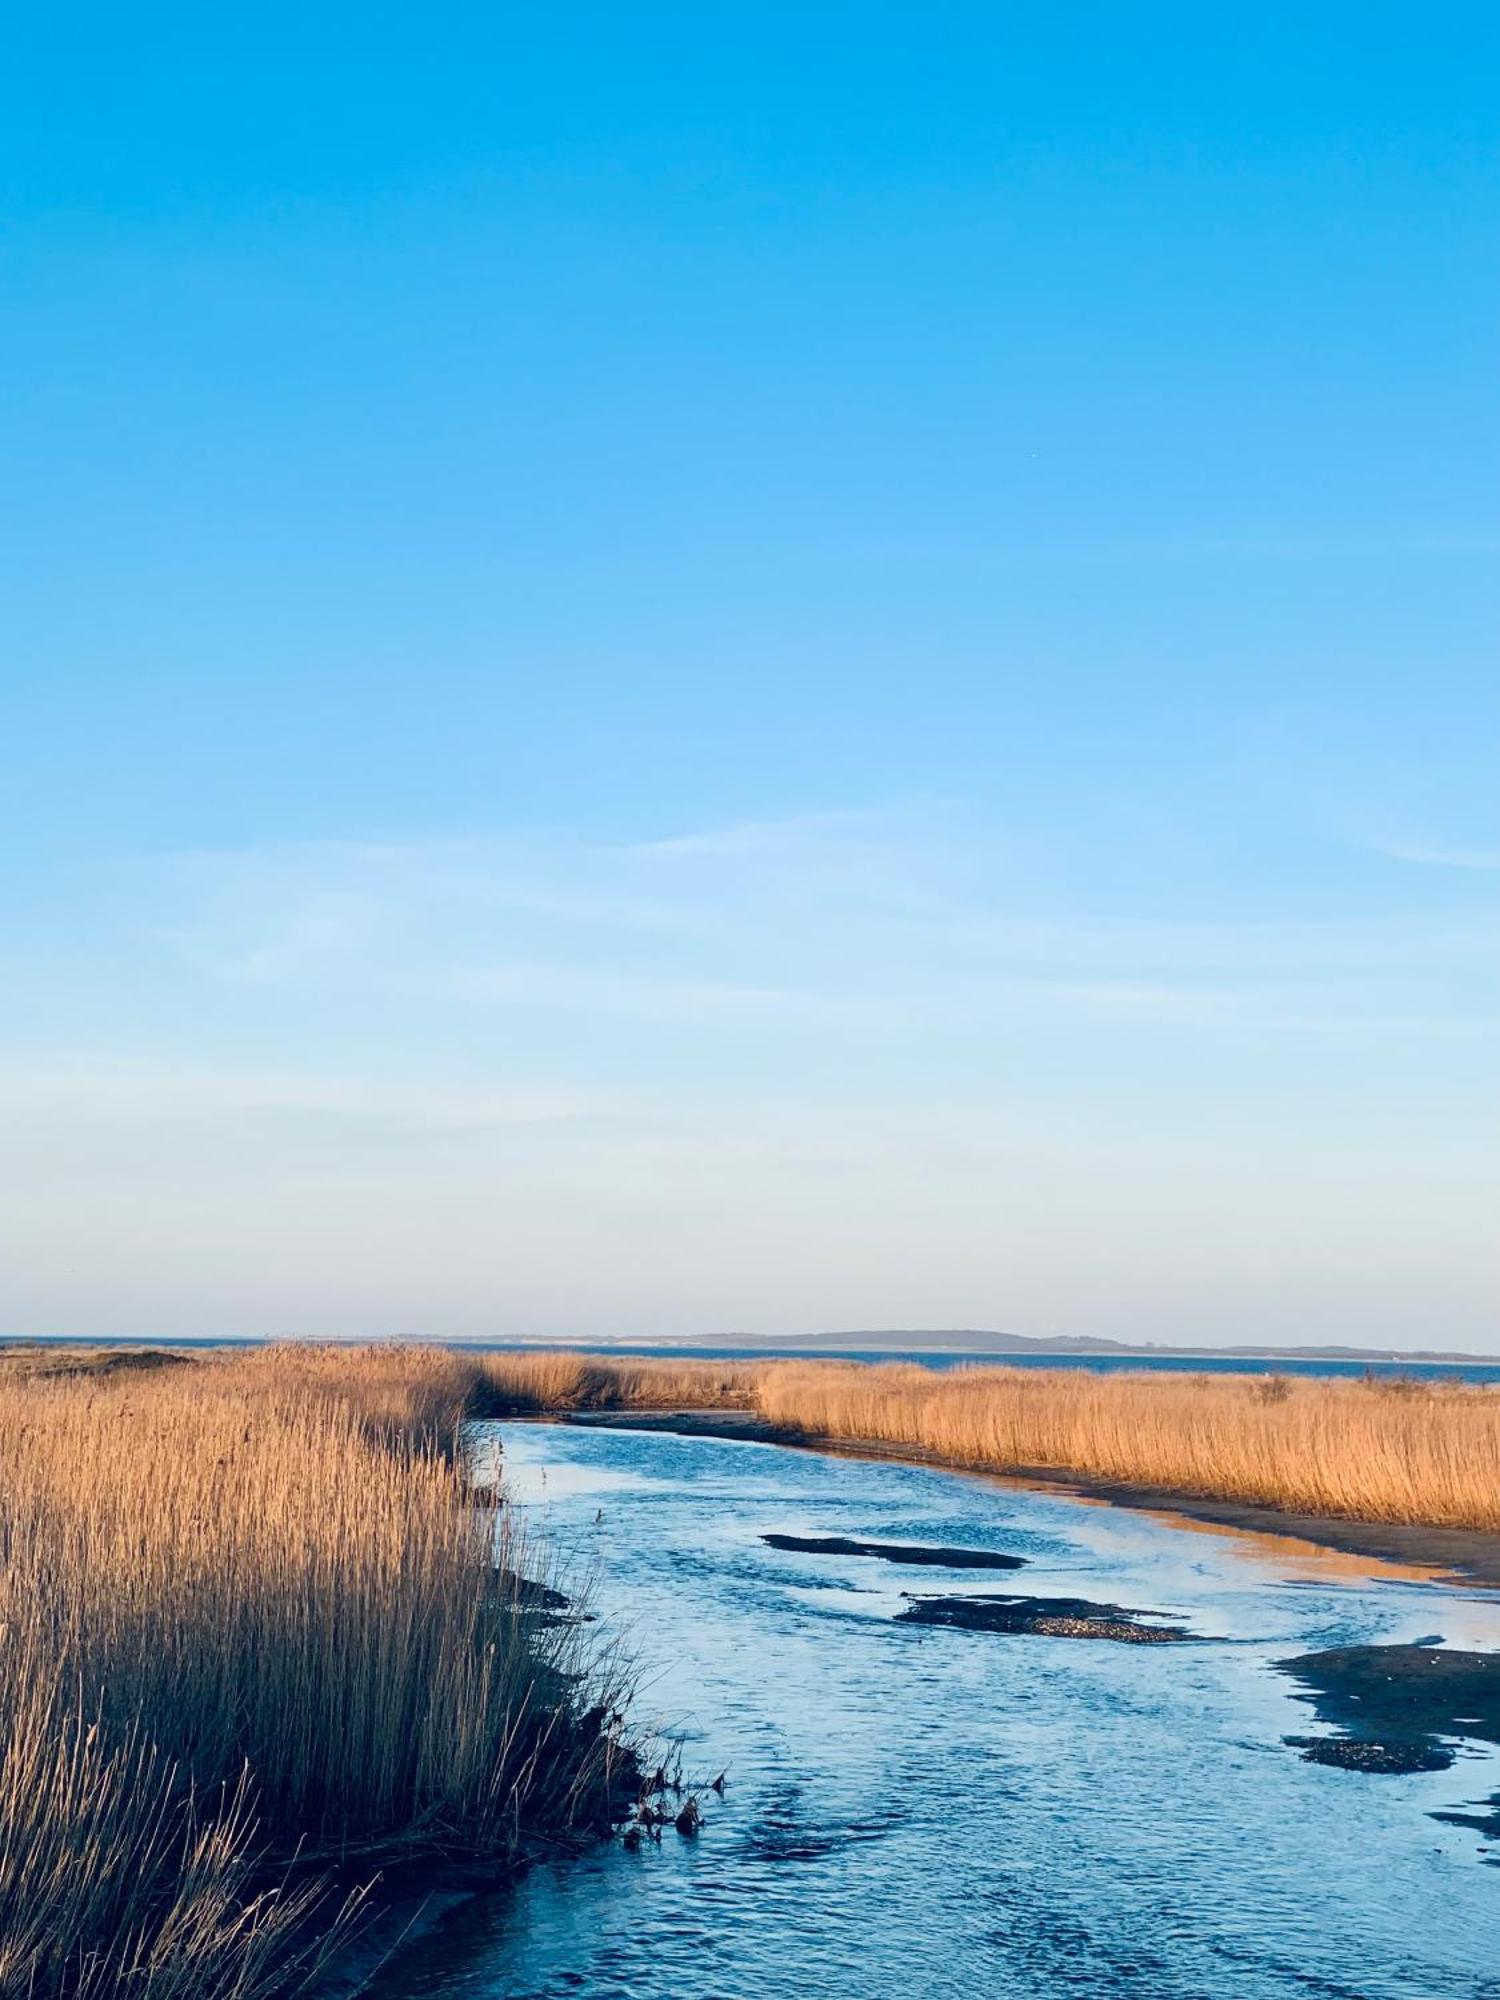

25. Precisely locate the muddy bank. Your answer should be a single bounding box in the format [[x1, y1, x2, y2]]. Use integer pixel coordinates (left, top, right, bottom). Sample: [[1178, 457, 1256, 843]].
[[898, 1592, 1193, 1643], [1049, 1483, 1500, 1591], [312, 1714, 644, 1997], [761, 1532, 1024, 1570], [496, 1570, 571, 1611], [557, 1410, 1500, 1587]]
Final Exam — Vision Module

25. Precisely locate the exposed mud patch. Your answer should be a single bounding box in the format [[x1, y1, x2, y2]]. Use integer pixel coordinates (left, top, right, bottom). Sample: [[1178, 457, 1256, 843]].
[[1278, 1645, 1500, 1744], [897, 1592, 1193, 1642], [1431, 1795, 1500, 1840], [761, 1532, 1024, 1570], [1277, 1644, 1500, 1791]]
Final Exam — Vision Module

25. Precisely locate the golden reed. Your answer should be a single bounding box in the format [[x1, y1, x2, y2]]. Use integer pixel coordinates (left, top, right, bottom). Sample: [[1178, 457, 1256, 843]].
[[0, 1345, 627, 1999]]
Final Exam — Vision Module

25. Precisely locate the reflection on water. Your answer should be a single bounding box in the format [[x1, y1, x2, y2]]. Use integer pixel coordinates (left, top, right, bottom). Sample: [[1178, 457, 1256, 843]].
[[997, 1477, 1459, 1589], [368, 1424, 1500, 2000]]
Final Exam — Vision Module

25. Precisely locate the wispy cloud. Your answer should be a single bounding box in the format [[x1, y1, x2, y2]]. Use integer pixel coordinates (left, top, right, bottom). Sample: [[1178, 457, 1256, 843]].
[[137, 806, 1500, 1044], [0, 1058, 611, 1133], [1367, 836, 1500, 873], [428, 961, 830, 1025]]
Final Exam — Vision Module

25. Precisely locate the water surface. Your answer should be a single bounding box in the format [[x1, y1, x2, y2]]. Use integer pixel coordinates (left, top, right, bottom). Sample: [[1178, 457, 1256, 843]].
[[373, 1423, 1500, 1999]]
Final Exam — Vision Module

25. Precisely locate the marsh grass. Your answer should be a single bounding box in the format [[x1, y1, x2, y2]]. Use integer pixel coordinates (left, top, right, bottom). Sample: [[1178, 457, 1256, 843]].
[[0, 1347, 629, 1998], [752, 1360, 1500, 1530], [477, 1351, 1500, 1532], [473, 1351, 760, 1414]]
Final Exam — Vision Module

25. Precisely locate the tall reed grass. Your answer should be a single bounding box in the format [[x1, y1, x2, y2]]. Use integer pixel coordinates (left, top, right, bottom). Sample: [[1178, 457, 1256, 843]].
[[477, 1351, 1500, 1532], [752, 1360, 1500, 1531], [473, 1350, 759, 1414], [0, 1347, 628, 1998]]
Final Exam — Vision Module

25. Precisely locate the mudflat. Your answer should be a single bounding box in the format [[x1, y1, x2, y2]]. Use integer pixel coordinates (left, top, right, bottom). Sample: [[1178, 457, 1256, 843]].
[[897, 1592, 1193, 1642], [761, 1532, 1024, 1569]]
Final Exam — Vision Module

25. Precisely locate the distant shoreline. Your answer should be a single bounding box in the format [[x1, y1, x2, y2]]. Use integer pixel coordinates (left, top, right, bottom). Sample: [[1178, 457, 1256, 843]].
[[4, 1332, 1499, 1371]]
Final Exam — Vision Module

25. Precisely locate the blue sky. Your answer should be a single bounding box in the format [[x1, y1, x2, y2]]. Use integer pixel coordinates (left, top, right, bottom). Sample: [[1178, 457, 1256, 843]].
[[3, 6, 1496, 1346]]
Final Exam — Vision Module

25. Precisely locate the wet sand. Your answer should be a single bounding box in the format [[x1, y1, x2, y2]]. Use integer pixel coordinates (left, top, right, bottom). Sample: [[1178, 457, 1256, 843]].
[[557, 1408, 1500, 1588]]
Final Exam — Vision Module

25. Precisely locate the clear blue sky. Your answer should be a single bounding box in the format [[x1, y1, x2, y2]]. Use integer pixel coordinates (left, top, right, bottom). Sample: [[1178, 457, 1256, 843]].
[[3, 5, 1496, 1346]]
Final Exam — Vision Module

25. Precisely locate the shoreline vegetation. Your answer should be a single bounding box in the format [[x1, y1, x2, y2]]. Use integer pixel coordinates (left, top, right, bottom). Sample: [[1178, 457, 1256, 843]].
[[6, 1344, 1497, 1994], [467, 1351, 1500, 1539], [0, 1345, 632, 1999]]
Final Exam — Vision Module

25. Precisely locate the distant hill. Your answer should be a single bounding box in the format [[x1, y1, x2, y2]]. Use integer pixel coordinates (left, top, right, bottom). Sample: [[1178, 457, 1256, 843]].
[[711, 1328, 1494, 1364]]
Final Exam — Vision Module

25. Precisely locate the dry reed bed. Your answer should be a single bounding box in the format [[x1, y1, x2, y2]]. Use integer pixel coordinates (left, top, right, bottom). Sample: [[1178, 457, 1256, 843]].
[[472, 1350, 761, 1414], [477, 1352, 1500, 1533], [0, 1346, 628, 1999]]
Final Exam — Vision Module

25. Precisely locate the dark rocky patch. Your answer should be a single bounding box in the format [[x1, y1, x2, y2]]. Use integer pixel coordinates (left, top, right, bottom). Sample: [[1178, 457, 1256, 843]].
[[896, 1592, 1192, 1642], [761, 1532, 1024, 1570], [1284, 1735, 1454, 1774], [564, 1409, 796, 1442]]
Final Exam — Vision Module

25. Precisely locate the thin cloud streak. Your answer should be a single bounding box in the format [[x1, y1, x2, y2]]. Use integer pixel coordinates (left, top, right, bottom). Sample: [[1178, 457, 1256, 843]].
[[144, 812, 1499, 1039], [1368, 837, 1500, 873], [0, 1059, 613, 1132]]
